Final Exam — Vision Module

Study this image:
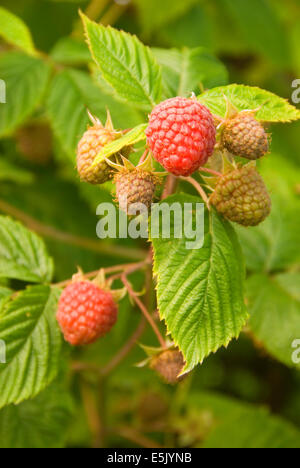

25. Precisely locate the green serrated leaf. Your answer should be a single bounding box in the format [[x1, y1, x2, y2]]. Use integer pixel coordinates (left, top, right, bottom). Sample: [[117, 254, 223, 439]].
[[247, 273, 300, 369], [0, 380, 73, 448], [0, 285, 62, 408], [0, 7, 36, 55], [46, 69, 143, 162], [198, 84, 300, 122], [0, 216, 54, 283], [150, 194, 248, 371], [81, 13, 162, 110], [236, 195, 300, 273], [0, 52, 51, 137], [92, 123, 147, 168], [153, 47, 228, 98]]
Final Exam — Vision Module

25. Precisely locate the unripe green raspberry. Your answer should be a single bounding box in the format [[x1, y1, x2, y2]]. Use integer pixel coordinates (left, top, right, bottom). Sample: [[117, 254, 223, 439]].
[[77, 125, 116, 185], [210, 164, 271, 226], [222, 112, 269, 160], [115, 170, 157, 214]]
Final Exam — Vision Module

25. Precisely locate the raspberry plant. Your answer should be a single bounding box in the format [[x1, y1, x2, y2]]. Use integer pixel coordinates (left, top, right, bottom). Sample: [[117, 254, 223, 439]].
[[0, 1, 300, 449]]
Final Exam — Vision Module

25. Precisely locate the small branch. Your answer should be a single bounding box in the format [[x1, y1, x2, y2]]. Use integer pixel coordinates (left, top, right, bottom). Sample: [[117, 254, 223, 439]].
[[101, 317, 146, 376], [122, 274, 166, 349], [114, 426, 163, 449], [199, 167, 222, 177], [180, 177, 209, 206], [0, 199, 145, 261], [138, 149, 149, 165], [100, 2, 129, 26], [161, 174, 178, 200], [55, 260, 148, 289], [85, 0, 110, 21], [80, 380, 104, 448], [71, 317, 146, 377]]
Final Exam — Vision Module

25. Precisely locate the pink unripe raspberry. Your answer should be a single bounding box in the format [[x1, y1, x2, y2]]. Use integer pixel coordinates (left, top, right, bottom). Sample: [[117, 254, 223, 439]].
[[146, 97, 216, 176], [57, 281, 118, 346]]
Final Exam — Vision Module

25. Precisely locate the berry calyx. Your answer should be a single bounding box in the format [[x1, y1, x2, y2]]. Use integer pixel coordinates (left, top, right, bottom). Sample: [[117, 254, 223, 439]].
[[77, 111, 124, 185], [146, 97, 216, 176], [57, 276, 118, 346], [221, 111, 269, 160], [150, 349, 186, 385], [210, 163, 271, 226]]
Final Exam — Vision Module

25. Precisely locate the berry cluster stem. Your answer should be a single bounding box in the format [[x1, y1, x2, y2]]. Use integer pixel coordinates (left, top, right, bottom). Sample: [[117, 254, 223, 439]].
[[121, 274, 166, 349], [55, 260, 148, 289], [181, 177, 210, 206], [199, 167, 222, 177]]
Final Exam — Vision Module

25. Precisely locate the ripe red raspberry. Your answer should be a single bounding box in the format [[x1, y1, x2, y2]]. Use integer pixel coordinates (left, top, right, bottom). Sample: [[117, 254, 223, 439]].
[[146, 97, 216, 176], [57, 281, 118, 346]]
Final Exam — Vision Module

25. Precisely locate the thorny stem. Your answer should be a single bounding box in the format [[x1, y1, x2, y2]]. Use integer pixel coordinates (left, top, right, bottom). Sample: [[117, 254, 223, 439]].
[[122, 274, 166, 349], [0, 199, 145, 262], [181, 177, 210, 206]]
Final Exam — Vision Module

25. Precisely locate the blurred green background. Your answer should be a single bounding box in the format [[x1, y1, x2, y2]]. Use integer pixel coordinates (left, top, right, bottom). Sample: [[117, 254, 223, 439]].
[[0, 0, 299, 449]]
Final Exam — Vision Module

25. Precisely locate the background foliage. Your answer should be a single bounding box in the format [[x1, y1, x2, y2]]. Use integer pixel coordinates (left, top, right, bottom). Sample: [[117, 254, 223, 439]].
[[0, 0, 299, 448]]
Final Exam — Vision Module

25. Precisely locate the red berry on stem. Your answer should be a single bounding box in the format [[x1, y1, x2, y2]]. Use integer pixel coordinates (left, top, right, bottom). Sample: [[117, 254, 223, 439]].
[[57, 281, 118, 346], [146, 97, 216, 176]]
